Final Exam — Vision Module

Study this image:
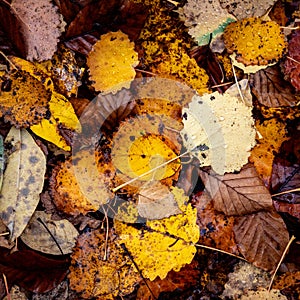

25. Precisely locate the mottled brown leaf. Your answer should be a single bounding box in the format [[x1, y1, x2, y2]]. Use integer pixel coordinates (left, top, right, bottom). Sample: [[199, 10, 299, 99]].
[[199, 164, 273, 216], [250, 65, 298, 107], [0, 247, 68, 293], [234, 211, 289, 271]]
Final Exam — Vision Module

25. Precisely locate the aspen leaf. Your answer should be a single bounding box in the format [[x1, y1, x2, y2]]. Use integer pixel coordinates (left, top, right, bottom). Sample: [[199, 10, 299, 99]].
[[11, 0, 66, 61], [69, 229, 140, 299], [0, 127, 46, 240], [50, 148, 115, 216], [20, 211, 78, 255], [31, 91, 80, 151], [0, 70, 50, 128], [87, 31, 139, 94], [181, 92, 256, 174], [223, 17, 287, 66], [115, 188, 199, 281], [111, 114, 182, 182]]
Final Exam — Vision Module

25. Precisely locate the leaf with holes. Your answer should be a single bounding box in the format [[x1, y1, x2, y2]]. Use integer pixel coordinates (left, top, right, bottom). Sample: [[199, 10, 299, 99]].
[[234, 211, 289, 271], [198, 164, 273, 216], [0, 127, 46, 240]]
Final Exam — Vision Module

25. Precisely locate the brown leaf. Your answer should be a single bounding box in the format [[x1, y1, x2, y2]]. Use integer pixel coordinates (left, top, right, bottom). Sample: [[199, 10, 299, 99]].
[[234, 211, 289, 271], [273, 201, 300, 219], [250, 65, 298, 107], [64, 33, 99, 56], [0, 247, 69, 293], [136, 260, 199, 300], [198, 164, 273, 216]]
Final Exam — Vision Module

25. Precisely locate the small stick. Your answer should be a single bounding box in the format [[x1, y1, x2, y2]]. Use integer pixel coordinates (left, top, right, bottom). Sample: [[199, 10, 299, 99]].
[[268, 235, 296, 292], [231, 62, 244, 102], [211, 81, 233, 88], [271, 188, 300, 197], [2, 273, 11, 300], [280, 26, 299, 30], [0, 232, 9, 236], [286, 56, 300, 65], [135, 68, 157, 76], [166, 0, 179, 6], [0, 51, 17, 70]]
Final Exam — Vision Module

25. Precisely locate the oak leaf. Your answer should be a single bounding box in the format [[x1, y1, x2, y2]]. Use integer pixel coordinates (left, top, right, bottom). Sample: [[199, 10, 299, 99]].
[[115, 188, 199, 280], [223, 17, 287, 66], [250, 118, 288, 187], [234, 211, 289, 271], [11, 0, 65, 61], [181, 92, 256, 174], [250, 65, 298, 107], [0, 127, 46, 240], [0, 70, 50, 128], [87, 30, 139, 94], [69, 229, 140, 299], [198, 164, 273, 216]]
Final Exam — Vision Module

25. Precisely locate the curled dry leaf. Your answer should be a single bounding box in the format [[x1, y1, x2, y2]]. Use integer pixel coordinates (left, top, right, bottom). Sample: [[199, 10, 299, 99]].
[[198, 164, 273, 216], [181, 92, 256, 174], [178, 0, 235, 46], [69, 229, 140, 299], [138, 181, 182, 220], [234, 211, 289, 271], [0, 127, 46, 240], [87, 30, 139, 94], [223, 17, 287, 66], [50, 148, 115, 216], [11, 0, 65, 61], [0, 70, 50, 128], [20, 211, 78, 255], [111, 114, 182, 183], [250, 119, 288, 187], [219, 0, 276, 20], [250, 65, 298, 107], [115, 188, 199, 280]]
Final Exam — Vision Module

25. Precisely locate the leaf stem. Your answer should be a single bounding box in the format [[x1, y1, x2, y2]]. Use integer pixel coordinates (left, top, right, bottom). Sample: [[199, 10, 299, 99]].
[[2, 274, 10, 300], [0, 51, 17, 70], [267, 235, 296, 292], [271, 188, 300, 197]]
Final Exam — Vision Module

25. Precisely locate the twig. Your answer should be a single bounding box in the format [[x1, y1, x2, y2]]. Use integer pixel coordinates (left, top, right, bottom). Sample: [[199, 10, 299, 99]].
[[37, 217, 64, 255], [271, 188, 300, 197], [286, 56, 300, 65], [0, 51, 17, 70], [268, 235, 296, 292], [231, 62, 244, 102], [2, 274, 10, 300], [112, 150, 190, 192], [194, 243, 247, 261], [280, 26, 299, 30], [135, 68, 157, 76], [211, 81, 233, 88], [0, 232, 9, 236], [166, 0, 179, 6]]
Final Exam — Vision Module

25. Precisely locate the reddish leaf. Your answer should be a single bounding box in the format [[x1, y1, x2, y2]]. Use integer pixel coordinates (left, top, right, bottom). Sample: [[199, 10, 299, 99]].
[[234, 211, 289, 271], [0, 247, 69, 293], [198, 164, 273, 216], [64, 33, 99, 56], [273, 201, 300, 219], [284, 30, 300, 91], [250, 65, 298, 107]]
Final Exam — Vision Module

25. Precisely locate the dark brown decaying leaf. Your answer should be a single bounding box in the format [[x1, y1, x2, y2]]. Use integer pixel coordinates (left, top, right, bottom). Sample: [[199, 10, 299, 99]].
[[0, 247, 69, 293], [198, 164, 273, 216], [250, 65, 298, 107], [273, 201, 300, 219], [234, 211, 289, 271]]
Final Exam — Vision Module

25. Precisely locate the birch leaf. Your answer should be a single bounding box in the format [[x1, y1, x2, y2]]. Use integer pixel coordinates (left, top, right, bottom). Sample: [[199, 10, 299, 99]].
[[0, 127, 46, 240], [181, 92, 256, 174], [20, 211, 78, 255]]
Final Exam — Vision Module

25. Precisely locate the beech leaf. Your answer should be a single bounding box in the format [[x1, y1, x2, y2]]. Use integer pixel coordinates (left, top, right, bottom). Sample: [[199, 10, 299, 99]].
[[20, 211, 78, 255], [234, 211, 290, 271], [198, 164, 273, 216], [250, 65, 298, 107], [0, 127, 46, 240]]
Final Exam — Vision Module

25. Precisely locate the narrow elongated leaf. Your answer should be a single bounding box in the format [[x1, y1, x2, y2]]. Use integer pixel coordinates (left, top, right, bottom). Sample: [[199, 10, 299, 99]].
[[199, 164, 273, 216], [234, 211, 289, 271], [0, 127, 46, 240]]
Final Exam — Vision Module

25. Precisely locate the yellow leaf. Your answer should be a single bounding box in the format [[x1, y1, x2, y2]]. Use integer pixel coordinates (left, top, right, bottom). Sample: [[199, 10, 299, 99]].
[[223, 17, 287, 66], [31, 91, 80, 151], [111, 115, 182, 183], [87, 31, 139, 94], [115, 189, 199, 281]]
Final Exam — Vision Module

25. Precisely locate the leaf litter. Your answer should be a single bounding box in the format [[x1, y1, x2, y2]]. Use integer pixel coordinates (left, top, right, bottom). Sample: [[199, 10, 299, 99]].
[[0, 0, 299, 299]]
